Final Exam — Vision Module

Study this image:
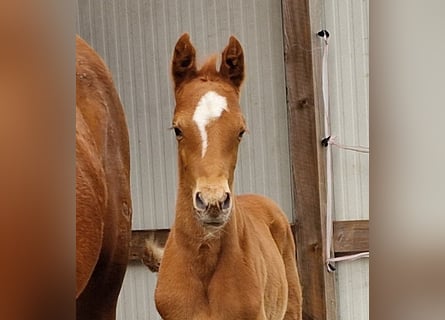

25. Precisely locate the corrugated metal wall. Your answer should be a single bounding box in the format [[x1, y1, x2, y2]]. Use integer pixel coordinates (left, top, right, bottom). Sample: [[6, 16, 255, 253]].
[[76, 1, 291, 319], [76, 0, 292, 229], [310, 1, 369, 319]]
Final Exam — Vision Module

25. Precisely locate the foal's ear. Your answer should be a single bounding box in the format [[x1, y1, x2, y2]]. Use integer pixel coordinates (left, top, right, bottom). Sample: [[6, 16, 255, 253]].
[[172, 33, 197, 90], [220, 36, 244, 89]]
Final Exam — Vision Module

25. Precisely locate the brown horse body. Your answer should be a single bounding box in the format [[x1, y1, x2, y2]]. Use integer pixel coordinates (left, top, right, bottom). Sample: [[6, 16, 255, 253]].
[[155, 34, 302, 320], [76, 36, 132, 320]]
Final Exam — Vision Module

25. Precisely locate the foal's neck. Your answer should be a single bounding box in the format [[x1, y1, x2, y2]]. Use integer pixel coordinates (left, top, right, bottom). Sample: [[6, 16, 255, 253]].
[[174, 187, 240, 276]]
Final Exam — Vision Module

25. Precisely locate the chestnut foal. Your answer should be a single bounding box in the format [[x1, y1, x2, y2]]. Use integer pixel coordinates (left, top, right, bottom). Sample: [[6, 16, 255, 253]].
[[155, 33, 302, 320]]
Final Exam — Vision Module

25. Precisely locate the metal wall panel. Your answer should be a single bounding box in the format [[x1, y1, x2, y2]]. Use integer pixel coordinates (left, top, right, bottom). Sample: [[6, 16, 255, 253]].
[[76, 0, 292, 231], [310, 1, 369, 319], [76, 1, 290, 319], [116, 263, 159, 320]]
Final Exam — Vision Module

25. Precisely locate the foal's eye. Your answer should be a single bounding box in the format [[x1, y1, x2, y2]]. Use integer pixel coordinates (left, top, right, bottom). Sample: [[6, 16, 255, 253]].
[[238, 129, 246, 140], [173, 127, 183, 140]]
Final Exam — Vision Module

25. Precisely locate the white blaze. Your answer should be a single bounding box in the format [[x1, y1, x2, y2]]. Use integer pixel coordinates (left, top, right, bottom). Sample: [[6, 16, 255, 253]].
[[193, 91, 228, 158]]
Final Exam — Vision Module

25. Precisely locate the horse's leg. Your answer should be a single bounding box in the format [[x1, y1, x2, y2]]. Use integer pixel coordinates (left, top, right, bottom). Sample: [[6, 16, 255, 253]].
[[77, 209, 131, 320], [76, 108, 107, 298], [76, 257, 128, 320], [76, 205, 103, 298]]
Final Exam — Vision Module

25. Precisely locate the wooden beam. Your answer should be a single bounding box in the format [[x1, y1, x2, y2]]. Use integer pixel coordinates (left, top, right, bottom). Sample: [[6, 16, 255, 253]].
[[333, 220, 369, 256], [129, 219, 370, 262], [282, 0, 337, 319]]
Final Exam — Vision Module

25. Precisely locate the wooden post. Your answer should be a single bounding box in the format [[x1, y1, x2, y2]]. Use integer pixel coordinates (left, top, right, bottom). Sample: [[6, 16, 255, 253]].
[[282, 0, 337, 319]]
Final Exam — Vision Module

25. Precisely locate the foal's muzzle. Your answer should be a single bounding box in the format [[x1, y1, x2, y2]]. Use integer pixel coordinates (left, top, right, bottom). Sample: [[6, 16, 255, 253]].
[[192, 182, 232, 228]]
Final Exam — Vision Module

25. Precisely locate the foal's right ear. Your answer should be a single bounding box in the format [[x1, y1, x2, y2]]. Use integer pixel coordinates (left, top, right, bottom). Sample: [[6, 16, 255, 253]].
[[172, 33, 197, 90], [220, 36, 244, 89]]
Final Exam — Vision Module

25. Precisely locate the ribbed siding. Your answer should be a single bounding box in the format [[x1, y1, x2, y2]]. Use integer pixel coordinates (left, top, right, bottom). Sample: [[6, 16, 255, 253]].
[[76, 0, 292, 231], [116, 263, 159, 320], [310, 1, 369, 319], [327, 0, 369, 223]]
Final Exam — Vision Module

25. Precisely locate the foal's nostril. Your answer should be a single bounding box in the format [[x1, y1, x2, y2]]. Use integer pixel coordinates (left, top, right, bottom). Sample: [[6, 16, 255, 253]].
[[194, 192, 208, 211], [220, 192, 231, 211]]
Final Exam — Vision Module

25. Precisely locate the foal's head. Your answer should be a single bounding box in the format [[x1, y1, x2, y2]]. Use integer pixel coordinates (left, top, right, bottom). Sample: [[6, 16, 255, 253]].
[[171, 33, 246, 230]]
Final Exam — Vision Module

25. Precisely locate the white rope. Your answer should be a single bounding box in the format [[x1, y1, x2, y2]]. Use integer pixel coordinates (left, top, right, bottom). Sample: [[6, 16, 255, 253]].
[[318, 30, 369, 272], [328, 252, 369, 263], [329, 136, 369, 154], [319, 31, 335, 271]]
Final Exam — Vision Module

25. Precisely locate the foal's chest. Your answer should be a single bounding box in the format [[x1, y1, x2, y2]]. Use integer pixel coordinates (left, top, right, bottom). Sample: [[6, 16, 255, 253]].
[[157, 264, 263, 320], [205, 269, 263, 319]]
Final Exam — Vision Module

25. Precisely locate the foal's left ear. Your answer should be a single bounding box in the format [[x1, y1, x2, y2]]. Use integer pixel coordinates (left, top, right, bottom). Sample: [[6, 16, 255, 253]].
[[220, 36, 244, 89], [172, 33, 197, 90]]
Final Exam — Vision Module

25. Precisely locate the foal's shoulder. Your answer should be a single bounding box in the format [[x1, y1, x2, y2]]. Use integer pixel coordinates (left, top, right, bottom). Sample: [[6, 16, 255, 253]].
[[236, 194, 293, 250], [235, 193, 289, 226]]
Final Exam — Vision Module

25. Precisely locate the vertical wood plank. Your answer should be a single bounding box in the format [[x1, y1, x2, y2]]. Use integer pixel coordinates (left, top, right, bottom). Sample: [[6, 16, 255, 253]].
[[281, 0, 337, 319]]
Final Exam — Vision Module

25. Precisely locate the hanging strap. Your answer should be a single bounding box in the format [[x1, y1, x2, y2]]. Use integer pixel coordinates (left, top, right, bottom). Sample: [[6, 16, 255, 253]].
[[317, 30, 369, 272]]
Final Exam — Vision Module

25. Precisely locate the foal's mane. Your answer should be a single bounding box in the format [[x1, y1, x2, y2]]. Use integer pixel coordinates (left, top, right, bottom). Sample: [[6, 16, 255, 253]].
[[196, 54, 220, 81], [193, 54, 242, 94]]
